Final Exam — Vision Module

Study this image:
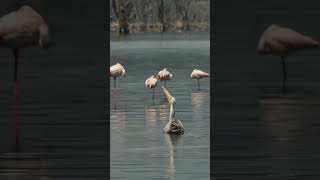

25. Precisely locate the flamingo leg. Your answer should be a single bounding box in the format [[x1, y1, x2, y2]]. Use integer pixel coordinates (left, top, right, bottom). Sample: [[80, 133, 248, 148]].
[[13, 49, 19, 82], [281, 56, 287, 92], [152, 88, 154, 100], [164, 80, 166, 87], [114, 76, 116, 88], [198, 79, 200, 91], [12, 49, 20, 152]]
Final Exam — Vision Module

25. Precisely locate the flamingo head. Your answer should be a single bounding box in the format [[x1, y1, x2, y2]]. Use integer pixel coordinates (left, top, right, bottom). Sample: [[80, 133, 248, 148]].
[[39, 23, 51, 50], [257, 38, 271, 55], [121, 69, 126, 77]]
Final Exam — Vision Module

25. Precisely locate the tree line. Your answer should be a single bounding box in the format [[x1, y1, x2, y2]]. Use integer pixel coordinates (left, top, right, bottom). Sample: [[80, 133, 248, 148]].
[[110, 0, 210, 34]]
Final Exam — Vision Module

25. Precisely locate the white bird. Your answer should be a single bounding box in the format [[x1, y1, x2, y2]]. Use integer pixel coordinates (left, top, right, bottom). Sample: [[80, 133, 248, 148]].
[[162, 86, 184, 134], [145, 75, 158, 100], [110, 63, 126, 88], [0, 5, 51, 152], [157, 68, 172, 87], [191, 69, 210, 90], [258, 24, 319, 91], [0, 5, 51, 83]]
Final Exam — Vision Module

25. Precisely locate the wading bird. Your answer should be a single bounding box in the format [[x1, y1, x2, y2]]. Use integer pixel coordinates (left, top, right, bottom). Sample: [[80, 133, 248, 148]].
[[145, 75, 158, 100], [162, 86, 184, 134], [158, 68, 172, 87], [258, 24, 319, 91], [191, 69, 210, 90], [110, 63, 126, 88], [0, 5, 51, 152]]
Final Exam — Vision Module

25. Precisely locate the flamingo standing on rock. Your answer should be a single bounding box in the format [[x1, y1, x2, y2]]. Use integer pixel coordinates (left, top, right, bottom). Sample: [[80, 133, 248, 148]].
[[110, 63, 126, 88], [157, 68, 172, 87], [162, 86, 184, 134], [0, 5, 51, 152], [191, 69, 210, 90], [145, 75, 158, 101], [258, 24, 319, 91]]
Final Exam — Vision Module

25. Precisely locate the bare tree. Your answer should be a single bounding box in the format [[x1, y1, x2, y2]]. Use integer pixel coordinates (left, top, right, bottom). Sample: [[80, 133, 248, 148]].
[[111, 0, 133, 34], [156, 0, 173, 32], [173, 0, 194, 30], [134, 0, 152, 31]]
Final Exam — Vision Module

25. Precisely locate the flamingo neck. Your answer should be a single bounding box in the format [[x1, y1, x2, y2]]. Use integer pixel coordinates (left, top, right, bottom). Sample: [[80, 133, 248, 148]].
[[169, 104, 176, 121]]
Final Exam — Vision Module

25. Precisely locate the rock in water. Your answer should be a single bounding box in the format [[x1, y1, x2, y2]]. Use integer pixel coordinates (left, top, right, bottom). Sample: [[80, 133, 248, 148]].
[[164, 119, 184, 134]]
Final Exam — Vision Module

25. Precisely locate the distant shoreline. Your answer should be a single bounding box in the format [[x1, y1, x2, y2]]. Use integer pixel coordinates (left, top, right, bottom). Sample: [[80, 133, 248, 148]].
[[110, 21, 210, 33]]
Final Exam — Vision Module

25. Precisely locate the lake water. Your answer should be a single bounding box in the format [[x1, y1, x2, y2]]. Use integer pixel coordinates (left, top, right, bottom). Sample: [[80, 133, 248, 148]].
[[110, 32, 210, 180]]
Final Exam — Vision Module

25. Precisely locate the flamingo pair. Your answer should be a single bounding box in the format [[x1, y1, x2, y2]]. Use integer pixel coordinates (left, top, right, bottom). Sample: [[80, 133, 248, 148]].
[[144, 68, 173, 100]]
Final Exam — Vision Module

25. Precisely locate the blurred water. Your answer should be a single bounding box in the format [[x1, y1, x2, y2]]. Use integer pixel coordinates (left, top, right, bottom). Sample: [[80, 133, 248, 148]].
[[110, 32, 210, 180], [213, 2, 320, 178]]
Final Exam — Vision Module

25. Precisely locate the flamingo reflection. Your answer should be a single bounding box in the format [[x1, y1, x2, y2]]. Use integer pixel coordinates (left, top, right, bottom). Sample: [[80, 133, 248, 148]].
[[145, 105, 157, 128], [191, 91, 209, 112], [165, 134, 183, 177]]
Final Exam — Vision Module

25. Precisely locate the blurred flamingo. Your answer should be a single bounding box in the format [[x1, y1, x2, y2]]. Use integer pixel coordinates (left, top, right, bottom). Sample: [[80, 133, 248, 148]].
[[157, 68, 172, 87], [110, 63, 126, 88], [0, 5, 51, 152], [191, 69, 210, 90], [145, 75, 158, 100], [258, 24, 319, 91]]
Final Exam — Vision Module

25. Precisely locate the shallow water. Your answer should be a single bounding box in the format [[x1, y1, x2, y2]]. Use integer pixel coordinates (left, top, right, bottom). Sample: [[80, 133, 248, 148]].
[[110, 32, 210, 180]]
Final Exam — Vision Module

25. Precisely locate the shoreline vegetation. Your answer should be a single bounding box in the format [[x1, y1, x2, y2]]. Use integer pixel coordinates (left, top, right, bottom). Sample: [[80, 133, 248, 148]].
[[110, 0, 210, 34]]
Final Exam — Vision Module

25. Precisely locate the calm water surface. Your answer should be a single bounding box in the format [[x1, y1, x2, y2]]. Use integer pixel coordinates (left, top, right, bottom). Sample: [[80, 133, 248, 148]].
[[110, 32, 210, 180]]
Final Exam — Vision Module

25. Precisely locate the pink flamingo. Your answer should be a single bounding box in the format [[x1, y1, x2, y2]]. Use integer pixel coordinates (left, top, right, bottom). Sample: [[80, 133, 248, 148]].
[[157, 68, 172, 87], [191, 69, 210, 90], [145, 75, 158, 100], [258, 24, 319, 91], [110, 63, 126, 88], [0, 6, 51, 152]]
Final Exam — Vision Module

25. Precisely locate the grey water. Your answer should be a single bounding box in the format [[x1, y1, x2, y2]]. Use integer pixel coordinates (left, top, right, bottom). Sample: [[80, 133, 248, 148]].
[[110, 32, 210, 180]]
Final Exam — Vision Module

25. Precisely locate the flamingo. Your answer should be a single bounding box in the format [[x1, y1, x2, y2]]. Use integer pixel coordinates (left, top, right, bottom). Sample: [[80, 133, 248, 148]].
[[145, 75, 158, 100], [0, 5, 51, 152], [162, 86, 184, 134], [157, 68, 172, 87], [191, 69, 210, 90], [258, 24, 319, 91], [110, 63, 126, 88]]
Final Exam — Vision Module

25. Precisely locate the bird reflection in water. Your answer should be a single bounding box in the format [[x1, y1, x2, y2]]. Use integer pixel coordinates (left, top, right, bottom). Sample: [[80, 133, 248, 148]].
[[145, 105, 157, 128], [259, 95, 301, 144], [191, 91, 209, 112], [165, 134, 183, 178], [111, 88, 120, 111], [110, 87, 126, 130], [159, 103, 169, 121]]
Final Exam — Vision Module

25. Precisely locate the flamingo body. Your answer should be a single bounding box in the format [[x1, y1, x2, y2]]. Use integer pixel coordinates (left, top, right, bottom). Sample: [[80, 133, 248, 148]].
[[0, 6, 51, 49], [191, 69, 210, 90], [157, 68, 172, 86], [191, 69, 210, 79], [145, 75, 158, 100], [110, 63, 126, 88], [258, 24, 319, 91], [110, 63, 126, 77], [258, 24, 319, 56], [145, 75, 158, 89]]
